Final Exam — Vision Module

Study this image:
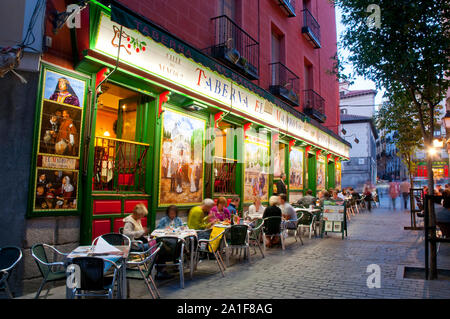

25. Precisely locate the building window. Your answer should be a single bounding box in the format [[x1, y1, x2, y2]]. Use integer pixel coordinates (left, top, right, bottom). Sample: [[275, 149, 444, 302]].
[[304, 60, 313, 90], [219, 0, 238, 22], [93, 83, 149, 192], [341, 108, 347, 114]]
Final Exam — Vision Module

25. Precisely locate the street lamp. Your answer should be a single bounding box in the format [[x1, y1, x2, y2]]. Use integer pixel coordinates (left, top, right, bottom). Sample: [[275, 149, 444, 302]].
[[428, 147, 438, 157], [433, 138, 444, 148]]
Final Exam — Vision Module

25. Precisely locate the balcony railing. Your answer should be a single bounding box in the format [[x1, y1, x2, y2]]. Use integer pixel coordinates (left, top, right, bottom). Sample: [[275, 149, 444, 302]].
[[213, 157, 237, 194], [209, 15, 259, 80], [273, 0, 296, 17], [301, 8, 321, 48], [303, 89, 326, 123], [269, 62, 299, 106], [93, 136, 149, 192]]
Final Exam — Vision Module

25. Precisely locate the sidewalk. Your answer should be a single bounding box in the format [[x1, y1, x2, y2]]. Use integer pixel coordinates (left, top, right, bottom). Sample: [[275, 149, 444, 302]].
[[18, 198, 450, 299]]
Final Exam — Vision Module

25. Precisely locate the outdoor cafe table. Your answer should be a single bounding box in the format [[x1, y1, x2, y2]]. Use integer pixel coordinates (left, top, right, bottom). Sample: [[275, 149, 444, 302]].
[[150, 228, 198, 278], [65, 245, 130, 299]]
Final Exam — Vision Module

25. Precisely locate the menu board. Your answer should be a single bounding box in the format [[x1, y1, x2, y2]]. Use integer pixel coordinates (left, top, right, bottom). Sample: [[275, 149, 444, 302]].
[[322, 201, 347, 239], [31, 67, 87, 213]]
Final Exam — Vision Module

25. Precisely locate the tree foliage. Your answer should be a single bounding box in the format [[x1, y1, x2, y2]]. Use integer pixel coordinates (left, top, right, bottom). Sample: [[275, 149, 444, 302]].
[[336, 0, 450, 278], [335, 0, 450, 142]]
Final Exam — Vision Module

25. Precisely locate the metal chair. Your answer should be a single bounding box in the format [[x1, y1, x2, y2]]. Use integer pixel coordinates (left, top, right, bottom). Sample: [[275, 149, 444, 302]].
[[119, 227, 144, 252], [196, 229, 226, 277], [249, 219, 265, 257], [225, 224, 250, 267], [0, 246, 22, 298], [297, 211, 316, 239], [285, 216, 304, 245], [154, 237, 186, 288], [126, 242, 162, 299], [92, 233, 131, 252], [70, 257, 120, 299], [263, 216, 285, 250], [31, 243, 68, 299]]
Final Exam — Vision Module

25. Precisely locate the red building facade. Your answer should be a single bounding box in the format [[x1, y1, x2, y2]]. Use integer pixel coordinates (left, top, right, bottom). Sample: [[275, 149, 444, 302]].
[[0, 0, 351, 292], [45, 0, 341, 133]]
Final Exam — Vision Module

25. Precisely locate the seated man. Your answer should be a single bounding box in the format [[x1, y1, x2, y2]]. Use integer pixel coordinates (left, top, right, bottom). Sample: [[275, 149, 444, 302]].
[[297, 189, 316, 207], [187, 198, 214, 240], [280, 193, 297, 229]]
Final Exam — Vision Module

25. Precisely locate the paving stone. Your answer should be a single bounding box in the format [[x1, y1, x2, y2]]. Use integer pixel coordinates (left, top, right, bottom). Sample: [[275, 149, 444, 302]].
[[17, 198, 450, 299]]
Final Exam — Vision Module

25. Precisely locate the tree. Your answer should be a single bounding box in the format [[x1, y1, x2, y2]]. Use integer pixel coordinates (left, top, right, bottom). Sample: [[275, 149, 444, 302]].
[[335, 0, 450, 279], [376, 97, 422, 183]]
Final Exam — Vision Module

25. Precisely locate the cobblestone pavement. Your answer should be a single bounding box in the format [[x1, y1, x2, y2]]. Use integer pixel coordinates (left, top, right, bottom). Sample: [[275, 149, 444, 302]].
[[19, 198, 450, 299]]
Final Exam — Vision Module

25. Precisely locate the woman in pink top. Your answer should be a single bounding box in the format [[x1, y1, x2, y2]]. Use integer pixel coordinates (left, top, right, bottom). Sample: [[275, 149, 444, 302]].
[[208, 197, 231, 223]]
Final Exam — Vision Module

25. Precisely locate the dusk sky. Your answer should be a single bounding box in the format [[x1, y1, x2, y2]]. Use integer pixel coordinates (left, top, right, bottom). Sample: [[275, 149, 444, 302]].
[[335, 6, 385, 110]]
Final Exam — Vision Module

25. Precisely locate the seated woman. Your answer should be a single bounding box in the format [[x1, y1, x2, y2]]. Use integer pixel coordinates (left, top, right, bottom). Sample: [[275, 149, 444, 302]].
[[263, 196, 283, 248], [208, 197, 231, 224], [157, 205, 183, 229], [246, 195, 265, 220], [123, 203, 150, 251]]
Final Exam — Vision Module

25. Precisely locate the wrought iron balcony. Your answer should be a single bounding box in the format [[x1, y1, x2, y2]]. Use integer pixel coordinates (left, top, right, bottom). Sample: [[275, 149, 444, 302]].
[[269, 62, 299, 106], [273, 0, 296, 17], [301, 8, 321, 48], [209, 15, 259, 80], [303, 89, 326, 123]]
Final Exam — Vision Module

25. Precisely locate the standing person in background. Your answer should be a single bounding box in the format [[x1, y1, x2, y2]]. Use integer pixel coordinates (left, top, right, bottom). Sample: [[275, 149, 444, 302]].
[[400, 178, 411, 210], [275, 173, 287, 195], [389, 179, 400, 211], [363, 181, 373, 211]]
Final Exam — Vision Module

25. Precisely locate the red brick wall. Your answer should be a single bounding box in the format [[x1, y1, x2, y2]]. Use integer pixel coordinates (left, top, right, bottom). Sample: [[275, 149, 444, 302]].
[[43, 0, 340, 133], [117, 0, 340, 134]]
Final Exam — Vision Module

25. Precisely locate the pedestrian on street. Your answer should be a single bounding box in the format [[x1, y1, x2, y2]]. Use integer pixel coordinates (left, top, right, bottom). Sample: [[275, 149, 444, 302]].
[[363, 182, 373, 211], [389, 179, 400, 210], [400, 178, 411, 210]]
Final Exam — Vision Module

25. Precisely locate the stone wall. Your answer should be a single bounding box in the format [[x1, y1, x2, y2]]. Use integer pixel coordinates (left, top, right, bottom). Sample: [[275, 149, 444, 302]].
[[0, 70, 82, 297]]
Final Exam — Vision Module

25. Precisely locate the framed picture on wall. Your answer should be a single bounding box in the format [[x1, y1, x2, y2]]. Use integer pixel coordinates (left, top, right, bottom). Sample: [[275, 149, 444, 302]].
[[289, 147, 304, 190], [34, 169, 78, 210], [317, 155, 326, 190], [158, 108, 206, 206], [244, 134, 270, 203], [37, 70, 85, 157], [29, 66, 88, 215]]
